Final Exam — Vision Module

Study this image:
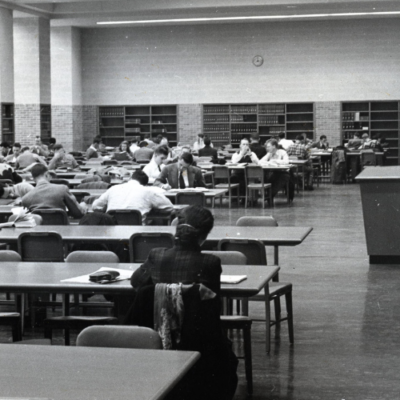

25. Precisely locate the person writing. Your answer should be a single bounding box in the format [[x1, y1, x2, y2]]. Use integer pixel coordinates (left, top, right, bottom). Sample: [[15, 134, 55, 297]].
[[143, 145, 169, 184], [48, 144, 79, 170]]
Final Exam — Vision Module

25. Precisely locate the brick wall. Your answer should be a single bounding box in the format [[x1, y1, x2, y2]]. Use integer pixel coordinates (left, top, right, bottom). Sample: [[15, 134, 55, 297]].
[[82, 106, 98, 150], [15, 104, 41, 144], [177, 104, 202, 146], [315, 102, 341, 147]]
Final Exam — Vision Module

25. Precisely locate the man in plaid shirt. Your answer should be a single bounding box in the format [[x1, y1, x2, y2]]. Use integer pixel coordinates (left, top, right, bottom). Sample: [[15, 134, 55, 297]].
[[287, 134, 314, 190]]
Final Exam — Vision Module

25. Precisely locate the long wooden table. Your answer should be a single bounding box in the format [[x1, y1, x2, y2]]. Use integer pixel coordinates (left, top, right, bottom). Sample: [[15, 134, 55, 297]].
[[0, 344, 199, 400]]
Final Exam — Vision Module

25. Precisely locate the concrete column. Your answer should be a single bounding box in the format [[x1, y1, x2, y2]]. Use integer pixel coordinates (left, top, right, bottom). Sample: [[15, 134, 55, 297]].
[[51, 26, 83, 152], [0, 7, 14, 138], [13, 16, 50, 145]]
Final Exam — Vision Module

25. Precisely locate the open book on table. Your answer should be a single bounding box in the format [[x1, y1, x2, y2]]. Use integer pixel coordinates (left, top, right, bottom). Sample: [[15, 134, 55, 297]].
[[0, 207, 37, 228]]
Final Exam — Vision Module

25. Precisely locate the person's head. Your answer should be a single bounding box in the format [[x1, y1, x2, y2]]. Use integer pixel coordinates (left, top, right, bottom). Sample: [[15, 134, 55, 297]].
[[130, 138, 138, 145], [160, 137, 169, 146], [139, 141, 148, 148], [20, 146, 30, 154], [53, 144, 65, 155], [12, 143, 21, 156], [353, 132, 361, 139], [31, 164, 49, 181], [362, 133, 369, 142], [239, 138, 250, 151], [302, 133, 309, 141], [35, 136, 42, 145], [250, 132, 260, 144], [278, 132, 285, 140], [154, 145, 169, 165], [204, 137, 211, 147], [131, 170, 149, 186], [0, 142, 10, 151], [0, 182, 12, 199], [179, 152, 193, 168], [49, 138, 56, 145], [197, 133, 204, 139], [92, 139, 101, 149], [319, 135, 327, 144], [181, 145, 191, 154], [153, 136, 161, 145], [295, 134, 304, 143], [119, 141, 129, 152], [175, 205, 214, 246], [266, 139, 279, 154]]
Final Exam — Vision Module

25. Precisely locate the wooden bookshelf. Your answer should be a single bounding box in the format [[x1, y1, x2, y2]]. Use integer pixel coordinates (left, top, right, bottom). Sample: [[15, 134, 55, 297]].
[[99, 105, 177, 147], [1, 103, 14, 144], [341, 101, 400, 165], [203, 103, 314, 147], [40, 104, 51, 143]]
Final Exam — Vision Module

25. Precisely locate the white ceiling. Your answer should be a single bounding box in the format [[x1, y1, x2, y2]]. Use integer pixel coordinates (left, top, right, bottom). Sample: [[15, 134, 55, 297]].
[[1, 0, 400, 27]]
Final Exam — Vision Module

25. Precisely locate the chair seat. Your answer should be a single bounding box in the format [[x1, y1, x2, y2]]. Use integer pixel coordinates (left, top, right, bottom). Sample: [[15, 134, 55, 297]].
[[220, 315, 252, 328], [215, 183, 239, 189], [250, 282, 292, 301], [0, 312, 20, 318]]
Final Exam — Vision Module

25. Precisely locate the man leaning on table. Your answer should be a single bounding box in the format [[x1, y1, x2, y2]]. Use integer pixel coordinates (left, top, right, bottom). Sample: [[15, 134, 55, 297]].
[[48, 144, 79, 170], [142, 145, 169, 184], [92, 170, 173, 224], [21, 164, 86, 219], [154, 152, 206, 190]]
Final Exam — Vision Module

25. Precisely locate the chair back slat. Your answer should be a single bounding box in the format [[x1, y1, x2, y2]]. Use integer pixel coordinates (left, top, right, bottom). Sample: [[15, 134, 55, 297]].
[[129, 233, 174, 263], [107, 209, 142, 226], [201, 250, 247, 265], [18, 232, 64, 262], [66, 251, 120, 263], [32, 209, 69, 225], [218, 239, 267, 265], [176, 192, 205, 207], [236, 216, 278, 227]]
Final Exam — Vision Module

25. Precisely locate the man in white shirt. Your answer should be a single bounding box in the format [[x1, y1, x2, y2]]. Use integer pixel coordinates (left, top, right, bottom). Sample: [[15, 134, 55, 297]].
[[143, 145, 169, 184], [129, 138, 139, 157], [92, 170, 173, 224], [278, 132, 294, 151]]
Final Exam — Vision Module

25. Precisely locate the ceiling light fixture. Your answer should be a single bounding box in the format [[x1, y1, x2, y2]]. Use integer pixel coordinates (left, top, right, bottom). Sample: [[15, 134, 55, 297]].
[[97, 11, 400, 25]]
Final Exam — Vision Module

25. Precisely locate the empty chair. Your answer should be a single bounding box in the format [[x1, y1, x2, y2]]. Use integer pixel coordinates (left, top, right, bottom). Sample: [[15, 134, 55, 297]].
[[66, 250, 120, 264], [176, 192, 205, 207], [360, 150, 376, 169], [18, 232, 64, 261], [76, 326, 163, 349], [245, 165, 273, 208], [212, 165, 239, 208], [32, 209, 69, 225], [201, 250, 247, 266], [107, 209, 142, 226], [129, 233, 174, 263]]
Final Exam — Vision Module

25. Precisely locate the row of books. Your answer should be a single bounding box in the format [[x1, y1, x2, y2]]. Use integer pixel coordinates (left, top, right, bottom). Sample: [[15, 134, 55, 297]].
[[203, 116, 229, 123], [204, 106, 229, 114], [207, 133, 230, 141], [231, 106, 257, 114], [259, 116, 282, 125], [99, 108, 124, 117], [204, 125, 230, 132], [259, 104, 285, 114]]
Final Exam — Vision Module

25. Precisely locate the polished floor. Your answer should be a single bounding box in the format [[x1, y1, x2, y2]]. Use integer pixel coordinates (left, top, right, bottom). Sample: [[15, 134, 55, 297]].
[[1, 184, 400, 399]]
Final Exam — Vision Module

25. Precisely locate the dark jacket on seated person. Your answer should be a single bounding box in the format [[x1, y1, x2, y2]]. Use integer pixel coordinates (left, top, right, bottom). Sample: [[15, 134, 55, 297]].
[[199, 145, 218, 158], [153, 163, 206, 189]]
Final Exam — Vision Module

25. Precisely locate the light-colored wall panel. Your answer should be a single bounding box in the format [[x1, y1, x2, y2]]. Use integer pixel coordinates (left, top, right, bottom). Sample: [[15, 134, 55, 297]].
[[0, 8, 14, 103]]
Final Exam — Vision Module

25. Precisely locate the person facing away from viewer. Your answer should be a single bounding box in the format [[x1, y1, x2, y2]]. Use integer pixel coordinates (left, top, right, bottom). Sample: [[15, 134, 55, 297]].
[[142, 145, 169, 184], [48, 144, 79, 170], [16, 147, 47, 171], [278, 132, 294, 151], [86, 138, 101, 160], [154, 152, 206, 190], [30, 135, 49, 157], [249, 132, 267, 159], [345, 132, 362, 149], [193, 133, 213, 152], [198, 136, 218, 158], [92, 169, 173, 224], [134, 141, 154, 161], [21, 164, 86, 218]]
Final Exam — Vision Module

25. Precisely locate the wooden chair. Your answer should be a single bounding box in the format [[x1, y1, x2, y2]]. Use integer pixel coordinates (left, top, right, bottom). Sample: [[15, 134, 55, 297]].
[[176, 192, 205, 207], [76, 326, 162, 349], [107, 209, 142, 226], [360, 150, 376, 169], [17, 232, 64, 262], [245, 165, 273, 208], [32, 209, 69, 225], [212, 165, 239, 208], [218, 238, 293, 353], [129, 233, 174, 263], [66, 250, 120, 264]]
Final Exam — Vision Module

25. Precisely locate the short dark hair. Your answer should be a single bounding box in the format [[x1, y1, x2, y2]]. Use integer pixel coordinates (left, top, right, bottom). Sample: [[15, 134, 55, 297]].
[[154, 145, 169, 157], [176, 206, 214, 244], [93, 139, 101, 145], [267, 139, 279, 149], [354, 132, 361, 138], [204, 137, 211, 146], [49, 138, 56, 145], [250, 132, 259, 142], [139, 141, 148, 148], [0, 142, 10, 148], [320, 135, 327, 140], [21, 146, 30, 153], [131, 170, 149, 185], [278, 132, 285, 139], [53, 144, 64, 151], [181, 152, 193, 165], [13, 143, 21, 149], [295, 134, 304, 141], [31, 164, 48, 179]]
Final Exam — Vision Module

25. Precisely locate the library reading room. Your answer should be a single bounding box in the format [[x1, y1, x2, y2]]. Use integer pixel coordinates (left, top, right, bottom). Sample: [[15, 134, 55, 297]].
[[0, 0, 400, 399]]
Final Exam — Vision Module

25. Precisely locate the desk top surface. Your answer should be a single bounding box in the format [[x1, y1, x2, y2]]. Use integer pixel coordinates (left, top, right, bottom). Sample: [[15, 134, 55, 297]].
[[356, 166, 400, 181], [0, 262, 279, 296], [0, 225, 312, 245], [0, 344, 199, 400]]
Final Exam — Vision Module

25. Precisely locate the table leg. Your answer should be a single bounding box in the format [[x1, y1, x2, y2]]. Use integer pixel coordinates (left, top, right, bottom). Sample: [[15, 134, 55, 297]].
[[264, 284, 271, 353], [62, 294, 70, 317]]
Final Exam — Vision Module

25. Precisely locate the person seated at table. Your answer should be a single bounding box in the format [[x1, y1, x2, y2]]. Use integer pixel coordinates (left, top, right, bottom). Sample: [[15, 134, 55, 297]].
[[0, 162, 23, 183], [198, 136, 218, 158], [154, 152, 206, 190], [143, 145, 169, 184], [48, 138, 57, 155], [312, 135, 329, 150], [86, 138, 101, 160], [301, 133, 313, 149], [193, 133, 214, 152], [370, 134, 387, 152], [0, 141, 12, 160], [48, 144, 79, 170], [92, 170, 173, 224], [111, 140, 133, 161], [129, 138, 139, 157], [134, 141, 154, 162], [249, 132, 267, 159], [130, 205, 238, 400], [253, 139, 294, 202], [358, 133, 372, 150], [0, 181, 34, 201], [30, 135, 49, 157], [278, 132, 294, 151], [21, 164, 86, 218], [15, 147, 47, 171], [287, 135, 314, 191], [5, 142, 22, 164], [345, 132, 362, 149]]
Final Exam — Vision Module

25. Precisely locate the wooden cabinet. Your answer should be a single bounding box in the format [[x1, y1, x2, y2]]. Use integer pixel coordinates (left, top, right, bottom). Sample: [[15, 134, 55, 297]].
[[203, 103, 314, 147], [1, 103, 14, 144], [40, 105, 51, 143], [341, 101, 400, 165], [99, 105, 177, 147]]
